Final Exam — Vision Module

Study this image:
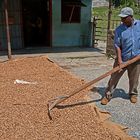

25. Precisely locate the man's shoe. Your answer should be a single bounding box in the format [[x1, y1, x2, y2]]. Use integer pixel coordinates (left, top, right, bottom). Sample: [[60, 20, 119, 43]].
[[130, 95, 137, 103], [101, 96, 111, 105]]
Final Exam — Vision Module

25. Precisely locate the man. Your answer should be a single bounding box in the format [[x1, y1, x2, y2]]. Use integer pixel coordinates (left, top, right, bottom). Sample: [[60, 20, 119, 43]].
[[101, 7, 140, 105]]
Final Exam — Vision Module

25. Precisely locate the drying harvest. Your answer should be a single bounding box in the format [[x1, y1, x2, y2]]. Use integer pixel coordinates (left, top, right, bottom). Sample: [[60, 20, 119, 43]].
[[0, 56, 137, 140]]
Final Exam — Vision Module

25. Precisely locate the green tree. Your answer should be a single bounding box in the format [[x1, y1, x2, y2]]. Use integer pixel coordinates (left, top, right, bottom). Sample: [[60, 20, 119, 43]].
[[120, 0, 136, 6], [111, 0, 137, 7]]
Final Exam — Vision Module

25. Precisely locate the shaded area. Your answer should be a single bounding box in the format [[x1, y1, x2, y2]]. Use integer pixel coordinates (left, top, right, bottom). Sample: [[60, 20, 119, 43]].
[[22, 0, 50, 47], [90, 86, 129, 101], [0, 46, 104, 56], [55, 86, 130, 111]]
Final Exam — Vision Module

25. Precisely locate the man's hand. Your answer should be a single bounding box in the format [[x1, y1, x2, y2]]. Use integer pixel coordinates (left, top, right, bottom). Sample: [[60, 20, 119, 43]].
[[118, 59, 123, 66], [115, 46, 123, 72], [118, 58, 123, 72]]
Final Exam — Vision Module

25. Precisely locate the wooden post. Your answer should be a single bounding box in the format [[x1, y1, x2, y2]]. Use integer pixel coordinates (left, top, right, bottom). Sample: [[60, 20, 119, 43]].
[[107, 0, 112, 32], [106, 0, 112, 55], [4, 0, 12, 60], [49, 0, 52, 47], [92, 17, 96, 47]]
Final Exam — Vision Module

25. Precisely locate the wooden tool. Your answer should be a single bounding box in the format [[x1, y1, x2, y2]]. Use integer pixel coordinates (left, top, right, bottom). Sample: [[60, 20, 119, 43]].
[[48, 55, 140, 118]]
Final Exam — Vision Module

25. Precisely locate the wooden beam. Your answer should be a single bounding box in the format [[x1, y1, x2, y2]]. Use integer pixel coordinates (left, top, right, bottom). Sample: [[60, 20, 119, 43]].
[[4, 0, 12, 60], [69, 6, 75, 23]]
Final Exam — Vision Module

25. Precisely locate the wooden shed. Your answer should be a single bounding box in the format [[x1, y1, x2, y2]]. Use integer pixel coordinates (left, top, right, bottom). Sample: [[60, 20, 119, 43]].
[[0, 0, 93, 50]]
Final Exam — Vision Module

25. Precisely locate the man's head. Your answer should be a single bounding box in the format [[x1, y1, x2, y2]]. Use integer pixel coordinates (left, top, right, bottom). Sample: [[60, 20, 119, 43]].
[[118, 7, 134, 27]]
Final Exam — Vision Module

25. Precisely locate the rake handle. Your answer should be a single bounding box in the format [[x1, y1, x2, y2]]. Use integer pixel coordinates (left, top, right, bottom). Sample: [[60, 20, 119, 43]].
[[49, 55, 140, 111]]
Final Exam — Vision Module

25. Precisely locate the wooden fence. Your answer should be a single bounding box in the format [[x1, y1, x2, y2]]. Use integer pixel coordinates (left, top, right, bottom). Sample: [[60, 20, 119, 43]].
[[92, 16, 121, 55], [93, 16, 121, 44]]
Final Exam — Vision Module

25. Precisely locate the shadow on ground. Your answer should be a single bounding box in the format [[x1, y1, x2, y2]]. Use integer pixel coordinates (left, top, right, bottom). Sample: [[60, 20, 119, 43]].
[[0, 46, 104, 56], [90, 86, 129, 101], [49, 87, 129, 111]]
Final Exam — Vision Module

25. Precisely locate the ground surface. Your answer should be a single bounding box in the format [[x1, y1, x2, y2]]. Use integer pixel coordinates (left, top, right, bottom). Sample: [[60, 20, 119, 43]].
[[43, 45, 140, 140], [0, 53, 136, 139]]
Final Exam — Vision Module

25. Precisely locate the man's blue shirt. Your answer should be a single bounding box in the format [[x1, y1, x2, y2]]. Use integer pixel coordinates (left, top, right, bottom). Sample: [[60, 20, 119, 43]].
[[114, 19, 140, 62]]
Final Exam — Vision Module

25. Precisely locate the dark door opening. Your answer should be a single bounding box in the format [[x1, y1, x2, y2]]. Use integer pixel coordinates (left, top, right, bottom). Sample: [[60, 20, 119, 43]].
[[22, 0, 51, 47]]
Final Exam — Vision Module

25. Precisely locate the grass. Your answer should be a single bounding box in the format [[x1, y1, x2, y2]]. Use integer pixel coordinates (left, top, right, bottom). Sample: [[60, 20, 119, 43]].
[[92, 6, 140, 42], [93, 6, 140, 19]]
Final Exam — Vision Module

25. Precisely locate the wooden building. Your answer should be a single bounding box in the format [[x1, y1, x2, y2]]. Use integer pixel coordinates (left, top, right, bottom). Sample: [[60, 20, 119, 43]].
[[0, 0, 93, 50]]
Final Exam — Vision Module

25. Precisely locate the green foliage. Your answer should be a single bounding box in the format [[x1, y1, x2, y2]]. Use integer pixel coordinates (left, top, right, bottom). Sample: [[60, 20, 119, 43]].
[[111, 0, 140, 14], [111, 0, 137, 7], [93, 6, 140, 42], [121, 0, 136, 6]]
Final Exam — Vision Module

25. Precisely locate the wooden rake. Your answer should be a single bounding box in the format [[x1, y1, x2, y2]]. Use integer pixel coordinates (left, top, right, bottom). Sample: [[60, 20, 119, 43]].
[[48, 56, 140, 119]]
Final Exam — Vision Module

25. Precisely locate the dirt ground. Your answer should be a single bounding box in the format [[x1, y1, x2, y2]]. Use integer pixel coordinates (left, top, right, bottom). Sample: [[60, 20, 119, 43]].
[[0, 56, 137, 140]]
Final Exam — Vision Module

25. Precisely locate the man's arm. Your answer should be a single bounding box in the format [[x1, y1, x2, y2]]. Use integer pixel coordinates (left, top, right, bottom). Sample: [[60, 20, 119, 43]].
[[114, 28, 123, 66], [115, 46, 123, 66]]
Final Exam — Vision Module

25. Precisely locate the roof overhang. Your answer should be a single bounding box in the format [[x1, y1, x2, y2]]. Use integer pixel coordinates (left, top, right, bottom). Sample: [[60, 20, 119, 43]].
[[63, 0, 87, 7]]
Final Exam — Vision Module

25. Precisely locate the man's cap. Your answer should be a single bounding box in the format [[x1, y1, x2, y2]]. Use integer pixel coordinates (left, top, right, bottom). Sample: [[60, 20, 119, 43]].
[[118, 7, 133, 18]]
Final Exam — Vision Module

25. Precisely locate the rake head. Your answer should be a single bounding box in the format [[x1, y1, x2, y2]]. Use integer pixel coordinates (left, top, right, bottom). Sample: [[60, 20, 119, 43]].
[[47, 95, 68, 120]]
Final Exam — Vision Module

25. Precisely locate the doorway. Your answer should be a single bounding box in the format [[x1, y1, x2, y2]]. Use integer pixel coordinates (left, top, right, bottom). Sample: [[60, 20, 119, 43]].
[[22, 0, 51, 47]]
